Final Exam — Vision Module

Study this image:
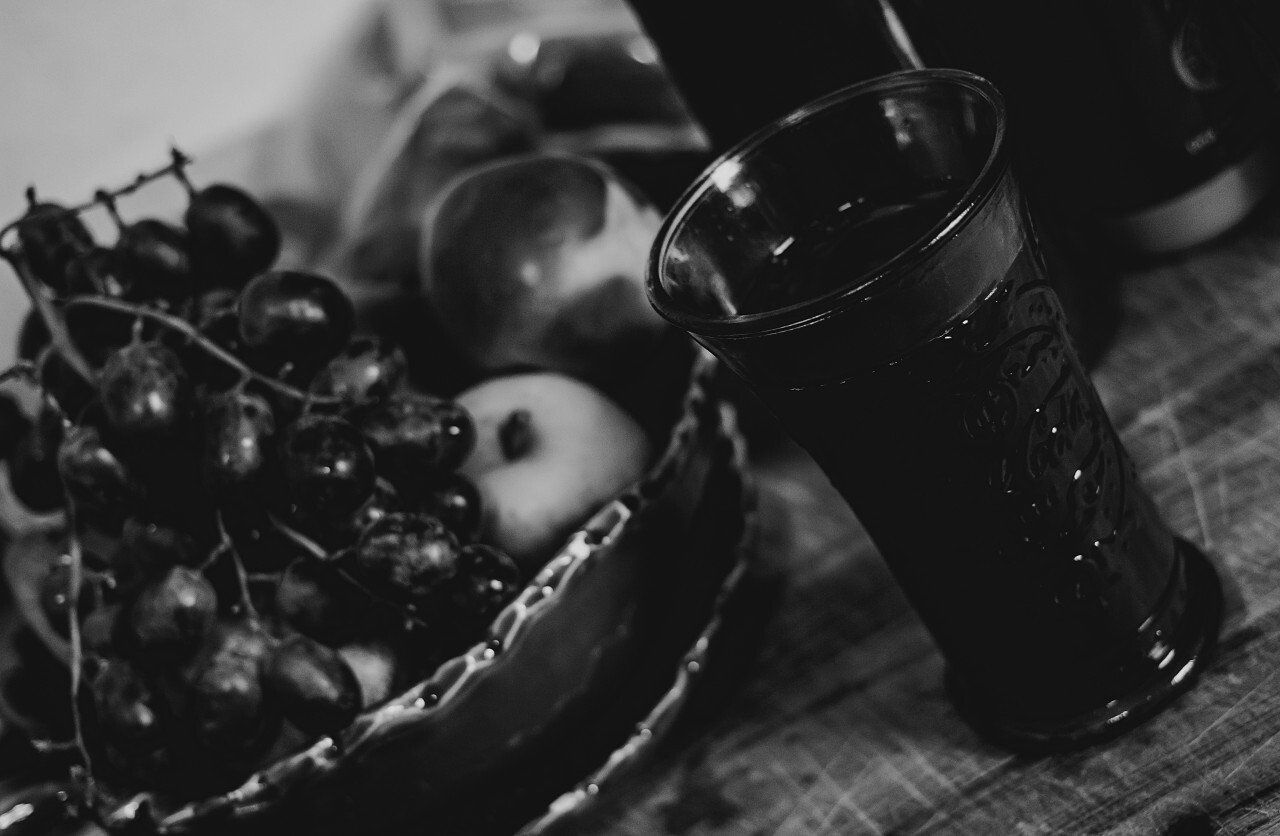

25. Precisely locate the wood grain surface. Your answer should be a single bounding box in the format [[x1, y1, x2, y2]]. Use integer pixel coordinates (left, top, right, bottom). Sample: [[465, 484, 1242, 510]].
[[568, 193, 1280, 836]]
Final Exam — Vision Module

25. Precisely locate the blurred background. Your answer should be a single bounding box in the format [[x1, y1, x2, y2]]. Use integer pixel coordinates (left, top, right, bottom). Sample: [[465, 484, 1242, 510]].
[[0, 0, 379, 366]]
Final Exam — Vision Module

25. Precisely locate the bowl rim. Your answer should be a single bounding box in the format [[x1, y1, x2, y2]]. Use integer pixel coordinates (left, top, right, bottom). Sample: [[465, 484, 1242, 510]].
[[513, 396, 756, 836]]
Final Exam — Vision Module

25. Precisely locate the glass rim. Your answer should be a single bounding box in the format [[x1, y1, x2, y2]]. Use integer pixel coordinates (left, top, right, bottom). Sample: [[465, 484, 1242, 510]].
[[645, 68, 1010, 339]]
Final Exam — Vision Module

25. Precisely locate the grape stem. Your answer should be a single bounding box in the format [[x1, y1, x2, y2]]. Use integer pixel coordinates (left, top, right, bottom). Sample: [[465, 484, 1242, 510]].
[[0, 150, 194, 395], [62, 295, 341, 407], [57, 426, 98, 805], [199, 535, 233, 574], [0, 251, 95, 384], [94, 190, 125, 231], [267, 513, 332, 562], [214, 511, 260, 621], [170, 150, 199, 198], [0, 150, 193, 248]]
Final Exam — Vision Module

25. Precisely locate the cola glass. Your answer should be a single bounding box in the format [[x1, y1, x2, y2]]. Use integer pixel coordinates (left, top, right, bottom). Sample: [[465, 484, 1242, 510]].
[[646, 69, 1223, 749]]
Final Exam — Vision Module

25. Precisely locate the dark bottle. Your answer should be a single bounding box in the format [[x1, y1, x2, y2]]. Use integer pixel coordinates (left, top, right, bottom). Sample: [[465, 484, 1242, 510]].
[[622, 0, 941, 151]]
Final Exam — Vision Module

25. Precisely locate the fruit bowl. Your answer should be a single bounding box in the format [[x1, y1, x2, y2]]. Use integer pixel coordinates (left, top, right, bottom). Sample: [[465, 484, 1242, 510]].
[[0, 348, 753, 835], [0, 215, 753, 834]]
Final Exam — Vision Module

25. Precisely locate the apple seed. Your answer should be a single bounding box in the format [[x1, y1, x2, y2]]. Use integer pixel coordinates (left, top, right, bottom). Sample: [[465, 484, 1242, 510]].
[[498, 409, 535, 461]]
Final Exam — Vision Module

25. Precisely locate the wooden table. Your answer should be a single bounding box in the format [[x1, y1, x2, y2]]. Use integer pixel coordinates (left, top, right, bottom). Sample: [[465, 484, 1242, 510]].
[[567, 192, 1280, 836]]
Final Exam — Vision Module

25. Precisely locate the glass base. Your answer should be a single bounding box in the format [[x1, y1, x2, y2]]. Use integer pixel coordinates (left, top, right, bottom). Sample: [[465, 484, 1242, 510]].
[[946, 537, 1223, 753]]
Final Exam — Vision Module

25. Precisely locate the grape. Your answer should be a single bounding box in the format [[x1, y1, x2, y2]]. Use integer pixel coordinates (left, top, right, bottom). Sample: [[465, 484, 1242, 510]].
[[316, 477, 399, 549], [35, 345, 97, 420], [62, 245, 119, 297], [436, 544, 521, 631], [184, 183, 281, 285], [90, 659, 167, 754], [354, 512, 460, 604], [0, 390, 32, 463], [8, 407, 65, 513], [218, 506, 305, 573], [98, 341, 190, 437], [15, 201, 94, 293], [237, 270, 355, 376], [130, 566, 218, 658], [125, 441, 219, 547], [81, 603, 125, 657], [186, 620, 280, 758], [263, 635, 361, 736], [56, 424, 138, 527], [16, 307, 51, 362], [120, 516, 201, 574], [308, 337, 407, 404], [349, 476, 399, 531], [192, 285, 238, 331], [62, 297, 139, 367], [197, 553, 257, 619], [280, 414, 375, 519], [357, 394, 475, 493], [193, 288, 242, 359], [275, 558, 375, 646], [186, 287, 254, 390], [111, 218, 194, 306], [420, 472, 483, 542], [199, 389, 276, 496]]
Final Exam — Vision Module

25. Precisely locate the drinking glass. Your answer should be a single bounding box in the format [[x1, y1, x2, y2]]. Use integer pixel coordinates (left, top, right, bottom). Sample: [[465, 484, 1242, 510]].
[[646, 69, 1223, 749]]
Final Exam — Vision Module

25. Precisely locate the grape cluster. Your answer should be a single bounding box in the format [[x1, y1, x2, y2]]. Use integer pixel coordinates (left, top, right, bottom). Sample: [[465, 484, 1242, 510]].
[[0, 154, 524, 798]]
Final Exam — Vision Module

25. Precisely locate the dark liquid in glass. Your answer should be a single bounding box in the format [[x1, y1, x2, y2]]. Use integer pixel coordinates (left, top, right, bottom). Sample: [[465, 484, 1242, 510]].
[[736, 183, 965, 315], [751, 199, 1183, 720]]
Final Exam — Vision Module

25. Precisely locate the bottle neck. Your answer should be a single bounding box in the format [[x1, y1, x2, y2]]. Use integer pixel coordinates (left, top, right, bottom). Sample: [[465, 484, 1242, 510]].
[[624, 0, 936, 151]]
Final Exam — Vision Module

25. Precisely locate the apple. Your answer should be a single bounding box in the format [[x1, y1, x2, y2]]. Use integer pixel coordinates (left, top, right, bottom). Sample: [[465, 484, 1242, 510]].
[[456, 371, 652, 571], [420, 152, 668, 390]]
